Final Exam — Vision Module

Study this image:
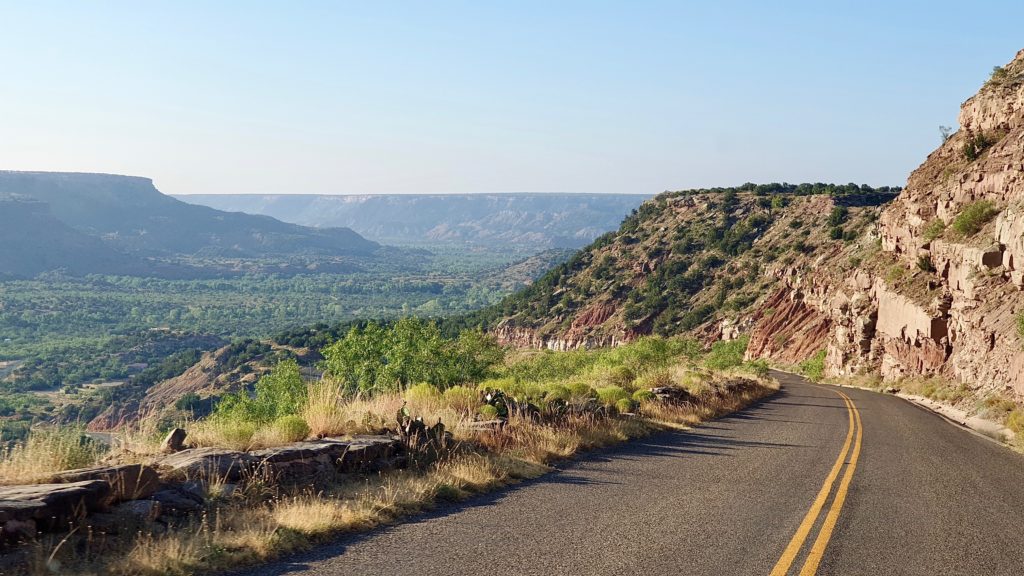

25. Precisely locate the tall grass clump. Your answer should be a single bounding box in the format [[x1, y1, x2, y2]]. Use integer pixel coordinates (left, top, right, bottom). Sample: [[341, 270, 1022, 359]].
[[0, 427, 106, 484], [951, 200, 999, 237]]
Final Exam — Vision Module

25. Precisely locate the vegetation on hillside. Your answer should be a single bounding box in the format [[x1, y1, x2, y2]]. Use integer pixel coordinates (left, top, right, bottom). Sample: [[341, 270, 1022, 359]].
[[457, 183, 897, 340]]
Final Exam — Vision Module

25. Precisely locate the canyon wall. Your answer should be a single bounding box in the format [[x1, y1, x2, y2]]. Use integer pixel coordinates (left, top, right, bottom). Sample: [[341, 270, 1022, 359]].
[[750, 49, 1024, 400]]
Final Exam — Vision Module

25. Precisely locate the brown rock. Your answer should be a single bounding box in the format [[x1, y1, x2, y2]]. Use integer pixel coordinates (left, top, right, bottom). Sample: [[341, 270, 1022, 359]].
[[152, 448, 255, 481], [161, 428, 187, 453], [53, 464, 160, 503], [0, 480, 111, 531]]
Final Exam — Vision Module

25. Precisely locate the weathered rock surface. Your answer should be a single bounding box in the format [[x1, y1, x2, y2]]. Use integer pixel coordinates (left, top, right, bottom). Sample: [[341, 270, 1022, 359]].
[[746, 49, 1024, 404], [52, 464, 160, 503], [153, 448, 255, 481], [161, 428, 187, 453], [0, 480, 110, 531]]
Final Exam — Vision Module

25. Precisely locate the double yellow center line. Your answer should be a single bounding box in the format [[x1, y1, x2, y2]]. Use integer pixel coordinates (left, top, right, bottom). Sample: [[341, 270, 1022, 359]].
[[770, 389, 863, 576]]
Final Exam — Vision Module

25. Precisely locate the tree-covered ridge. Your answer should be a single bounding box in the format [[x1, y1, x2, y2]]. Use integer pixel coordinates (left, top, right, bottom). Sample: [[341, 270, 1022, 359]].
[[461, 183, 898, 340]]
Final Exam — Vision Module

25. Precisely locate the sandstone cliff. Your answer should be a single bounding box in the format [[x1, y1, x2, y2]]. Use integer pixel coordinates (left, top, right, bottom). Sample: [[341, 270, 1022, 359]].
[[748, 49, 1024, 402]]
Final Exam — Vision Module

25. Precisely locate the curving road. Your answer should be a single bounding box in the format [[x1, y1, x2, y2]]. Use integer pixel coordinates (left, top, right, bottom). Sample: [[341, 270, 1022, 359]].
[[242, 370, 1024, 576]]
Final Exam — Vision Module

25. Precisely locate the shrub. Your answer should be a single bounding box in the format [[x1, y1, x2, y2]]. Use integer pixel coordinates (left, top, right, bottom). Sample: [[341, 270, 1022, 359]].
[[1006, 409, 1024, 437], [270, 415, 310, 443], [442, 386, 480, 413], [886, 264, 906, 285], [214, 359, 307, 424], [406, 382, 442, 404], [615, 398, 636, 414], [1017, 312, 1024, 347], [541, 384, 572, 403], [705, 336, 749, 370], [917, 256, 936, 273], [478, 404, 499, 419], [951, 200, 999, 237], [743, 359, 770, 377], [595, 386, 631, 407], [632, 389, 656, 403], [962, 132, 995, 161], [798, 350, 826, 381], [633, 370, 673, 390], [922, 218, 945, 241]]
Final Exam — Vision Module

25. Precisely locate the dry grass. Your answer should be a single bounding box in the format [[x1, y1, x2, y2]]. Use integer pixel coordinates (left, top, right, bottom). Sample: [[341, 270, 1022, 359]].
[[17, 369, 776, 576], [0, 428, 106, 485]]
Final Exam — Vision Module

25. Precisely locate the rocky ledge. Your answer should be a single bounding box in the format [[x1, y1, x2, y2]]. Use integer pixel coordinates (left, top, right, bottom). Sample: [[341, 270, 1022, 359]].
[[0, 434, 402, 542]]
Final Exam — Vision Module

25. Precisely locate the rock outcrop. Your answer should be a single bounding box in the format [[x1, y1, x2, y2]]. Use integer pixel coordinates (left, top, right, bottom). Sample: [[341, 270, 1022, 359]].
[[748, 49, 1024, 402]]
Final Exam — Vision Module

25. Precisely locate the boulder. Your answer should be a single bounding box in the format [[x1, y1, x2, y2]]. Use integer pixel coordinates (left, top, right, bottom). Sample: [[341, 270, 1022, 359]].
[[252, 440, 353, 481], [0, 480, 110, 531], [161, 428, 187, 453], [153, 448, 255, 481], [150, 485, 205, 515], [53, 464, 160, 503], [333, 435, 403, 471]]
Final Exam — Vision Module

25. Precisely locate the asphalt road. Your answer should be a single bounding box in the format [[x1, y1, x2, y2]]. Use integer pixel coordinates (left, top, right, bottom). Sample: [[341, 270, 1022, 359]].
[[242, 370, 1024, 576]]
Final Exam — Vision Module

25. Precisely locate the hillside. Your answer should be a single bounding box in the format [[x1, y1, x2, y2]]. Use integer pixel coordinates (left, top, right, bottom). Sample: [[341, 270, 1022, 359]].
[[466, 183, 899, 348], [0, 196, 150, 279], [0, 171, 379, 268], [743, 49, 1024, 400], [176, 193, 649, 249]]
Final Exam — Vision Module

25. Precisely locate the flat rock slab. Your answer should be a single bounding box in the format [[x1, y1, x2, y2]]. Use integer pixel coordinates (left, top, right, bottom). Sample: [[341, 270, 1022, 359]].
[[252, 440, 352, 464], [53, 464, 160, 502], [326, 435, 403, 471], [153, 448, 255, 481], [0, 480, 110, 531]]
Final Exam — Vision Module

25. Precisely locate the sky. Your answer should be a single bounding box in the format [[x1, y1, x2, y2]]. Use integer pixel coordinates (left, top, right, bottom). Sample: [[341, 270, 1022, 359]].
[[0, 1, 1021, 196]]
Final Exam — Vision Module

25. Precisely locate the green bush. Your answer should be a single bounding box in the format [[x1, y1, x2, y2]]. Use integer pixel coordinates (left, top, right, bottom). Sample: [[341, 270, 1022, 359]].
[[615, 398, 636, 414], [633, 370, 673, 390], [951, 200, 999, 237], [406, 382, 441, 404], [442, 385, 479, 413], [743, 359, 770, 377], [1017, 312, 1024, 347], [922, 218, 945, 241], [595, 386, 631, 407], [541, 384, 572, 403], [478, 404, 500, 419], [213, 359, 307, 424], [632, 389, 656, 403], [704, 336, 749, 370], [798, 350, 826, 381], [962, 132, 995, 161], [271, 415, 310, 443]]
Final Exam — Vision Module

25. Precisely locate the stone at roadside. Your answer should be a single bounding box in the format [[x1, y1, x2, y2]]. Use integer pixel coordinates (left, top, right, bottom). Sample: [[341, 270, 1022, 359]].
[[0, 480, 111, 531], [650, 386, 694, 403], [53, 464, 160, 503], [153, 447, 255, 481], [86, 500, 162, 534], [150, 485, 205, 515], [161, 428, 187, 453]]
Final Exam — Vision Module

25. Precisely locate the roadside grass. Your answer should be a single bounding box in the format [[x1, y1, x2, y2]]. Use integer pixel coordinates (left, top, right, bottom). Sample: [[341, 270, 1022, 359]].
[[8, 335, 778, 575], [0, 427, 106, 485]]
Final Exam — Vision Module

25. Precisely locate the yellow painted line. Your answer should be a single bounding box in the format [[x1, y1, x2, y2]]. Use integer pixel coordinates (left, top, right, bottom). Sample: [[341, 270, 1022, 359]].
[[798, 391, 863, 575], [769, 391, 856, 576]]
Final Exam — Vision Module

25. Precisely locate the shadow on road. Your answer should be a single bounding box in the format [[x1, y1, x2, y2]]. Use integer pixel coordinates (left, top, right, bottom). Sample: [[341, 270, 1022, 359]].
[[226, 387, 796, 576]]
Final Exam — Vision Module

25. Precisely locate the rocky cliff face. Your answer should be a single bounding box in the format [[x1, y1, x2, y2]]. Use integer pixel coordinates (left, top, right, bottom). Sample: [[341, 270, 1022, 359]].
[[749, 49, 1024, 401], [482, 184, 896, 350]]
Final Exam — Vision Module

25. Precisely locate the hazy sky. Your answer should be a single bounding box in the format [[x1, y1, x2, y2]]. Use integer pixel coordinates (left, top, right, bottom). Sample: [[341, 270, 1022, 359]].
[[1, 1, 1021, 195]]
